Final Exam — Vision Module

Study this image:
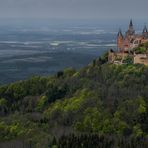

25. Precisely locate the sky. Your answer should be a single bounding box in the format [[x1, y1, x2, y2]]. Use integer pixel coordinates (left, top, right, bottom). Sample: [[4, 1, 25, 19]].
[[0, 0, 148, 20]]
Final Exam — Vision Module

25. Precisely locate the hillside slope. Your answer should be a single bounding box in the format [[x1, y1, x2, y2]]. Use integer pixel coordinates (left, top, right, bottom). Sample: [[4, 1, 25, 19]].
[[0, 56, 148, 148]]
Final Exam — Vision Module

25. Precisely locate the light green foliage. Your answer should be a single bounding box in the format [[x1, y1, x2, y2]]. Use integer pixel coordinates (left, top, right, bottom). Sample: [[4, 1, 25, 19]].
[[102, 119, 115, 134], [0, 98, 8, 114], [36, 96, 48, 111], [133, 124, 143, 137], [63, 89, 92, 112], [112, 118, 129, 135], [0, 121, 25, 140], [137, 97, 146, 113], [73, 71, 80, 77], [0, 114, 51, 147], [44, 89, 97, 119], [74, 107, 101, 132], [0, 98, 7, 107], [64, 68, 76, 77], [0, 59, 148, 146], [116, 97, 146, 121]]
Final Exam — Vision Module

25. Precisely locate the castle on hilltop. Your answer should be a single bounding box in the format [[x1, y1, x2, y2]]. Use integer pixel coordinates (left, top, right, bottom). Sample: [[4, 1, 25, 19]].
[[117, 20, 148, 52], [108, 20, 148, 65]]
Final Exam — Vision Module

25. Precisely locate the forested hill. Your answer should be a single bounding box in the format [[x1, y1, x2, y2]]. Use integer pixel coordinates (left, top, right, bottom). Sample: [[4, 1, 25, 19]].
[[0, 54, 148, 148]]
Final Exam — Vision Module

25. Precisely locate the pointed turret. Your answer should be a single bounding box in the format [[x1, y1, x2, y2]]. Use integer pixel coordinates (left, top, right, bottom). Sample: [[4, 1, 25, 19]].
[[126, 19, 135, 36], [117, 29, 124, 51], [143, 25, 148, 34], [142, 25, 148, 39], [129, 19, 133, 27], [117, 29, 123, 38]]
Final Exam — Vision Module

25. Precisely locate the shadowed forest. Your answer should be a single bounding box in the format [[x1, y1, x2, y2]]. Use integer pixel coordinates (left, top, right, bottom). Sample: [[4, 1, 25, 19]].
[[0, 53, 148, 147]]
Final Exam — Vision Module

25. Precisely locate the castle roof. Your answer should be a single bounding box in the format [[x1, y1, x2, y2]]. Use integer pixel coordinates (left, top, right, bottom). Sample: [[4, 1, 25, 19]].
[[129, 19, 133, 27], [143, 25, 148, 33], [117, 29, 123, 38]]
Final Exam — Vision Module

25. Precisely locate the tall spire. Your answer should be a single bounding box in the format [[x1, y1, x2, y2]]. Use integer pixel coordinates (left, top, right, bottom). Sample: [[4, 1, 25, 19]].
[[117, 28, 123, 38], [129, 19, 133, 27], [117, 28, 124, 51], [143, 25, 148, 33], [126, 19, 135, 36]]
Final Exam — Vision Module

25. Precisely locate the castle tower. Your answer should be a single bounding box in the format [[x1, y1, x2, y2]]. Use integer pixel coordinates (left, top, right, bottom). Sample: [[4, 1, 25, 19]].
[[117, 29, 124, 51], [143, 25, 148, 33], [126, 19, 135, 36], [142, 25, 148, 39]]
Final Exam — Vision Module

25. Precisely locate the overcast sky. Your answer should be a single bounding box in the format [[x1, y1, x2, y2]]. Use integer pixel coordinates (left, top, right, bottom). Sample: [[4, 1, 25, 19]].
[[0, 0, 148, 19]]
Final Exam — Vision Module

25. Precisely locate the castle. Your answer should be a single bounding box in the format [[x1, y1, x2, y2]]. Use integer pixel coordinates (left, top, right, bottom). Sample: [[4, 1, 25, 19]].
[[108, 20, 148, 65], [117, 20, 148, 52]]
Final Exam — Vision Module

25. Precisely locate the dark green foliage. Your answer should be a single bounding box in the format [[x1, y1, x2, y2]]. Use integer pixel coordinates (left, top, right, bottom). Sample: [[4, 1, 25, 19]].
[[51, 134, 147, 148], [0, 58, 148, 147], [134, 42, 148, 54], [122, 55, 133, 64], [134, 47, 146, 54], [57, 71, 64, 78], [100, 52, 108, 64]]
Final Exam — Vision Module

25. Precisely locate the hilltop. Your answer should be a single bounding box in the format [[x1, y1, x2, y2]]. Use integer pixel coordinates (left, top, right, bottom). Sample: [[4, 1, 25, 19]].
[[0, 54, 148, 148], [108, 20, 148, 65]]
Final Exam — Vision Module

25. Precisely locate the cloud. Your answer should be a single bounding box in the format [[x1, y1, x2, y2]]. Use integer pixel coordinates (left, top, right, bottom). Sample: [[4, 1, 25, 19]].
[[0, 0, 147, 19]]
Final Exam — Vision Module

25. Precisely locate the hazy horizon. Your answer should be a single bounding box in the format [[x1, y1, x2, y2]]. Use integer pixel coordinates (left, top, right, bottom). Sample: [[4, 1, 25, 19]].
[[0, 18, 147, 29], [0, 0, 148, 84]]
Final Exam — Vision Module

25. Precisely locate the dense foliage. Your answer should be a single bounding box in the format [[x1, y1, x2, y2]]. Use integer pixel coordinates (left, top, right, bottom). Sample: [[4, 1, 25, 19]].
[[0, 55, 148, 147], [134, 42, 148, 54]]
